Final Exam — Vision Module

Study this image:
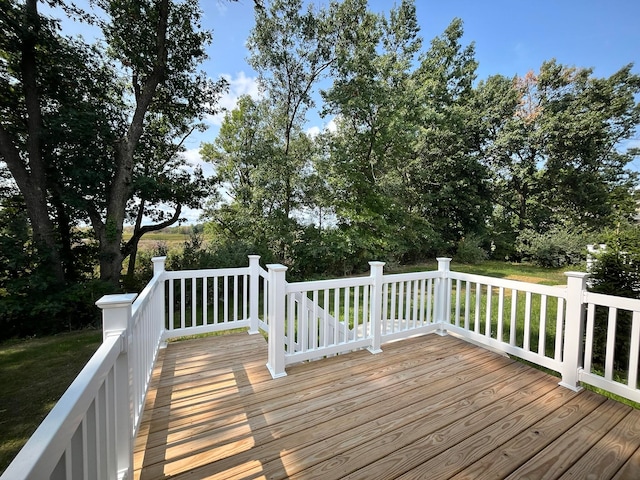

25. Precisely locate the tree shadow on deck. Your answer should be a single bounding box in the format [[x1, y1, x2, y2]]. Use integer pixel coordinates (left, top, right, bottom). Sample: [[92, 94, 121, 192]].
[[133, 333, 290, 479]]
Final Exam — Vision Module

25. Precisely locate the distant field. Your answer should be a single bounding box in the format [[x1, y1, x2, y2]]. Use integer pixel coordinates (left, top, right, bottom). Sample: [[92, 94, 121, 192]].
[[122, 231, 192, 251]]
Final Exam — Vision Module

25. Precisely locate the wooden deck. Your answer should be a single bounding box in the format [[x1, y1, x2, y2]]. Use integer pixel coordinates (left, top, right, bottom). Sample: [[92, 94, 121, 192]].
[[133, 332, 640, 480]]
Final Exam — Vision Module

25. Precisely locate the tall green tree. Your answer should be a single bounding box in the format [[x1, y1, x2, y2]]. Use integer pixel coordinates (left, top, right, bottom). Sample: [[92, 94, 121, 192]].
[[201, 95, 312, 260], [410, 18, 490, 248], [475, 61, 640, 258], [0, 0, 229, 286], [321, 0, 432, 261], [0, 0, 74, 283]]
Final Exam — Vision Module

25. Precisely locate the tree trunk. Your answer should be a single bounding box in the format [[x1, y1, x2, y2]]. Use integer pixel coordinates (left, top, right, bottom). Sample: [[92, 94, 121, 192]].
[[0, 0, 65, 284], [96, 0, 170, 286]]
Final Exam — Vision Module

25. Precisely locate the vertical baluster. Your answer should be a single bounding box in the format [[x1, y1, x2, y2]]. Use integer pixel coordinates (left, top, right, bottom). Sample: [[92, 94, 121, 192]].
[[454, 279, 461, 327], [243, 274, 248, 321], [203, 276, 208, 325], [390, 282, 397, 333], [323, 289, 330, 347], [464, 281, 470, 330], [233, 275, 239, 322], [605, 307, 618, 380], [583, 304, 597, 373], [510, 289, 518, 345], [485, 285, 492, 337], [344, 287, 350, 341], [224, 275, 229, 323], [312, 290, 319, 349], [363, 284, 370, 337], [354, 285, 360, 339], [412, 280, 420, 328], [497, 287, 504, 342], [180, 278, 186, 329], [287, 292, 295, 353], [628, 311, 640, 389], [524, 292, 532, 351], [382, 283, 389, 333], [474, 283, 481, 333], [399, 281, 406, 330], [538, 295, 548, 356], [419, 279, 426, 326], [213, 276, 219, 324], [334, 288, 340, 344], [427, 279, 433, 324], [554, 298, 564, 363], [191, 276, 197, 327], [168, 280, 174, 331], [301, 293, 308, 351]]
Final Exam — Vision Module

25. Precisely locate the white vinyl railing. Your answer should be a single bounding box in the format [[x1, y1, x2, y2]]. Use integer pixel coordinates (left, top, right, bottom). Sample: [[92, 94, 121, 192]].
[[581, 291, 640, 403], [1, 255, 265, 480], [3, 255, 639, 479]]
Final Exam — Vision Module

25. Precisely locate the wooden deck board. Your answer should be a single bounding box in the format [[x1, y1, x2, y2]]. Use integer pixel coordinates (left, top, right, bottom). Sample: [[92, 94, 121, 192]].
[[133, 332, 639, 480]]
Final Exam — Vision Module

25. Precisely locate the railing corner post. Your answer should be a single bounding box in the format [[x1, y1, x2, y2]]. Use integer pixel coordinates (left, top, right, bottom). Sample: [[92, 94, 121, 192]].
[[435, 257, 452, 335], [95, 293, 137, 480], [368, 261, 385, 354], [560, 271, 589, 391], [151, 256, 167, 342], [152, 256, 167, 277], [266, 264, 288, 378], [248, 255, 261, 335]]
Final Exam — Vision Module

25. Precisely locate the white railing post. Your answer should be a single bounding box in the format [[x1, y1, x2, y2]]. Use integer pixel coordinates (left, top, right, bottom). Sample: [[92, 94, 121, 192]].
[[248, 255, 261, 334], [152, 256, 166, 277], [152, 256, 167, 341], [266, 264, 288, 378], [96, 293, 137, 480], [368, 261, 385, 354], [435, 257, 452, 335], [560, 272, 589, 391]]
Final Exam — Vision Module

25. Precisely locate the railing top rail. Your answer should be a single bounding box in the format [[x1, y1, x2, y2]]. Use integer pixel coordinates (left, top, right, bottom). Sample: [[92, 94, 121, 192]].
[[449, 271, 567, 298], [131, 273, 162, 319], [286, 275, 373, 293], [585, 290, 640, 310], [382, 270, 441, 283], [163, 266, 250, 279]]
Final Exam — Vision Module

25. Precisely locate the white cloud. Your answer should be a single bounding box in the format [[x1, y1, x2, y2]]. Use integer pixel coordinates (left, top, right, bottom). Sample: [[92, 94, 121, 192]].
[[306, 126, 321, 138], [180, 147, 215, 178], [306, 116, 338, 138], [326, 117, 337, 133], [207, 71, 262, 126]]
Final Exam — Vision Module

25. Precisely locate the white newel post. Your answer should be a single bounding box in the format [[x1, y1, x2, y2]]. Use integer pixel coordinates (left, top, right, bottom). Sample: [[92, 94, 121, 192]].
[[96, 293, 137, 480], [266, 264, 288, 378], [152, 256, 167, 339], [560, 272, 589, 391], [152, 256, 166, 277], [368, 261, 385, 354], [435, 257, 452, 335], [248, 255, 261, 334]]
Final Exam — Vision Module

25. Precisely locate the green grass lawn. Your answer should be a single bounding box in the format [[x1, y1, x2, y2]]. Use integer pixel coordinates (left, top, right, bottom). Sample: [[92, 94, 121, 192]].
[[0, 330, 103, 474]]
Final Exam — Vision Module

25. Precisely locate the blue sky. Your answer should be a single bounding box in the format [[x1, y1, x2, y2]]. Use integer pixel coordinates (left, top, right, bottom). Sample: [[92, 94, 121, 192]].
[[199, 0, 640, 145], [51, 0, 640, 221]]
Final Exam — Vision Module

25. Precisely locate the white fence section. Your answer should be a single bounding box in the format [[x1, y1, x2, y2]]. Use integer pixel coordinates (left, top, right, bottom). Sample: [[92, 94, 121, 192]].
[[582, 291, 640, 403], [3, 255, 640, 479], [1, 255, 265, 480]]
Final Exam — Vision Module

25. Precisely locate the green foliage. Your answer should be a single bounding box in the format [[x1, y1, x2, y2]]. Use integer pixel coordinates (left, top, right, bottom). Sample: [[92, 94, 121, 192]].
[[588, 228, 640, 375], [0, 196, 114, 340], [454, 234, 489, 264], [516, 226, 589, 267]]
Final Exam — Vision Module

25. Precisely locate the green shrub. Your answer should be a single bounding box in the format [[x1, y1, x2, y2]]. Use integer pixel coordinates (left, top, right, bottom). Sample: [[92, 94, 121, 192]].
[[454, 234, 489, 264], [516, 226, 589, 267]]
